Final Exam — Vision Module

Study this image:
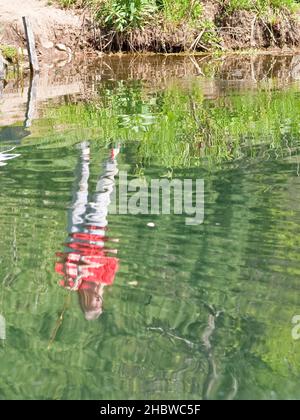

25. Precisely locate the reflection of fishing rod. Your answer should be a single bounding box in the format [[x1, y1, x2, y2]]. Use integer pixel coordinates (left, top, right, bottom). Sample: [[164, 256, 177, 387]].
[[0, 315, 6, 342], [47, 293, 71, 350], [0, 279, 6, 345]]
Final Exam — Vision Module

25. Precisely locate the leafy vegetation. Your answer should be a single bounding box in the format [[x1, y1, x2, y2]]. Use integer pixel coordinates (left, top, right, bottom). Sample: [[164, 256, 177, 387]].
[[55, 0, 300, 51], [57, 0, 300, 30], [95, 0, 158, 31], [57, 0, 202, 32], [157, 0, 203, 23], [91, 0, 204, 32], [222, 0, 300, 14], [0, 44, 18, 63]]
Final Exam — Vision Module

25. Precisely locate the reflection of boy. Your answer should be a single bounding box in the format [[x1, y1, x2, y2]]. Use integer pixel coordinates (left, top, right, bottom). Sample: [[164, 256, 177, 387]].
[[55, 142, 120, 320]]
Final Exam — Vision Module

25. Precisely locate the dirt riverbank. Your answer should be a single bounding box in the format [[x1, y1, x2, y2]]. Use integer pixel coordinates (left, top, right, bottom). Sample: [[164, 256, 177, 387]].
[[0, 0, 92, 65], [1, 0, 300, 63]]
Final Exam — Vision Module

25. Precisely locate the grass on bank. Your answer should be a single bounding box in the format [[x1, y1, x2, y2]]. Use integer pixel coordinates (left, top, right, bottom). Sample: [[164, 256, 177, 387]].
[[223, 0, 300, 14], [57, 1, 203, 29], [0, 45, 18, 62], [57, 1, 300, 30], [54, 1, 300, 52]]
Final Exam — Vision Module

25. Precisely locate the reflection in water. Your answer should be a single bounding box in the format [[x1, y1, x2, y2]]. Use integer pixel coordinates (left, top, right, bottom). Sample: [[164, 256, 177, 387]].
[[24, 73, 39, 129], [2, 55, 300, 399], [0, 314, 5, 341], [55, 142, 120, 320], [0, 146, 20, 167]]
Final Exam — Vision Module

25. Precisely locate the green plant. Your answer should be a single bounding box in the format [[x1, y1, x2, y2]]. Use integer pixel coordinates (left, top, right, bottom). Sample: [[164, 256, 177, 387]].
[[156, 0, 202, 22], [96, 0, 157, 32], [0, 44, 18, 62], [200, 19, 221, 47], [223, 0, 299, 14], [58, 0, 77, 6]]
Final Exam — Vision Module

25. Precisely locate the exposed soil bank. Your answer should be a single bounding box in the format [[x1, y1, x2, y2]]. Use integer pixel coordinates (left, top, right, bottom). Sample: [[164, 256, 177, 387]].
[[1, 0, 300, 62], [0, 0, 91, 66], [88, 1, 300, 53]]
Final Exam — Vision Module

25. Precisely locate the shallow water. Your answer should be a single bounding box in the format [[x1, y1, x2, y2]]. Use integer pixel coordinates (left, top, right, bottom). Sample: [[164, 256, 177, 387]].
[[1, 54, 300, 400]]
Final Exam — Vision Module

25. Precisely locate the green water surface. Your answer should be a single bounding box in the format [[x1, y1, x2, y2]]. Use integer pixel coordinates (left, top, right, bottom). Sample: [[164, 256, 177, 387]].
[[1, 54, 300, 400]]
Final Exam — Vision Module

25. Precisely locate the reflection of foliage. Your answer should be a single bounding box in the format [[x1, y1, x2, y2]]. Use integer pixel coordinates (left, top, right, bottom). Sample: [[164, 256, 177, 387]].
[[98, 81, 158, 132], [43, 78, 300, 169], [97, 80, 159, 114], [118, 113, 156, 132]]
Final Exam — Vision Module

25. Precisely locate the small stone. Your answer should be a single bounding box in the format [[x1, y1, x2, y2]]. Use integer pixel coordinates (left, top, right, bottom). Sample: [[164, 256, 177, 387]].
[[55, 43, 67, 52], [42, 41, 54, 49], [147, 222, 155, 228], [128, 281, 138, 286], [56, 60, 67, 67]]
